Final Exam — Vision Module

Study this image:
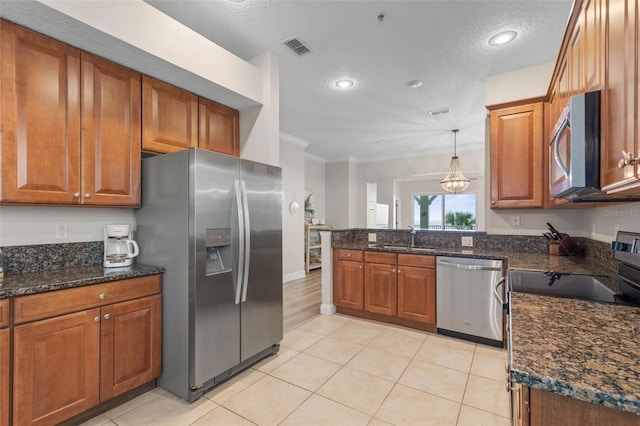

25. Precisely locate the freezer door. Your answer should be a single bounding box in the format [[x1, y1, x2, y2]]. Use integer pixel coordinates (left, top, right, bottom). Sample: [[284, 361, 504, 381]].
[[192, 150, 241, 388], [239, 159, 283, 361]]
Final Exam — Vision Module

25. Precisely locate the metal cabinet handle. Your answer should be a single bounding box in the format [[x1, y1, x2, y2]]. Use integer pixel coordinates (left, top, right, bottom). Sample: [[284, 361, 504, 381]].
[[347, 253, 351, 257], [392, 269, 396, 272], [84, 193, 91, 198], [618, 150, 640, 169], [359, 265, 363, 269], [74, 192, 80, 198], [104, 313, 111, 320], [94, 316, 100, 323], [99, 293, 106, 300]]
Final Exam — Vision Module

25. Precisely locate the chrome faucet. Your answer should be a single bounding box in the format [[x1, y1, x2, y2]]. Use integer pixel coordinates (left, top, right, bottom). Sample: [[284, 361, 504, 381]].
[[408, 225, 417, 247]]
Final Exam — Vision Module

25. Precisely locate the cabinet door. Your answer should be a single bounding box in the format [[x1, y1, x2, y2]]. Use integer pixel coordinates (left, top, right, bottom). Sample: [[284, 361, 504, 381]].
[[569, 20, 584, 96], [100, 295, 161, 401], [334, 259, 364, 310], [397, 266, 436, 324], [13, 309, 100, 426], [0, 20, 81, 204], [584, 0, 603, 91], [601, 0, 640, 192], [364, 263, 397, 316], [199, 97, 240, 156], [81, 52, 141, 206], [0, 328, 9, 426], [490, 102, 544, 208], [142, 75, 198, 153]]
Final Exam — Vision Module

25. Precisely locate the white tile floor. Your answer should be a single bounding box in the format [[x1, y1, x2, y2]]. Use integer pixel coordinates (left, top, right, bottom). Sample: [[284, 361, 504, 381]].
[[82, 314, 510, 426]]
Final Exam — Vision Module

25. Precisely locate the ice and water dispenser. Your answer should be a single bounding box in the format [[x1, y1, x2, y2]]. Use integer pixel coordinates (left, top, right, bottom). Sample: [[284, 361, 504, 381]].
[[205, 228, 232, 275]]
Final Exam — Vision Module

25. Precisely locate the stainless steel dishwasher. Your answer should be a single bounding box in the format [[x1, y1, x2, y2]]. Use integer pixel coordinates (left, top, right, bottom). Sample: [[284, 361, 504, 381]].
[[436, 256, 504, 347]]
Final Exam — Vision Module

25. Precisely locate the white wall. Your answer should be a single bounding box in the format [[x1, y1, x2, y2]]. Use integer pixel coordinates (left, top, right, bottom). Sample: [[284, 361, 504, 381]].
[[304, 155, 326, 222], [279, 136, 307, 282], [584, 203, 640, 242], [325, 162, 351, 228], [0, 206, 135, 246], [486, 61, 554, 105]]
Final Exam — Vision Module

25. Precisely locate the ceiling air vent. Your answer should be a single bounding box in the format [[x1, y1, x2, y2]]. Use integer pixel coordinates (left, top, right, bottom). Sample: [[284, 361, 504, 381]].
[[281, 36, 311, 56], [428, 108, 451, 117]]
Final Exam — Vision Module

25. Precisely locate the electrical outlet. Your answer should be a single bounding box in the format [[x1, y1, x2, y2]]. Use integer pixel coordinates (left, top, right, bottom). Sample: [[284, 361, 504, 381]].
[[510, 215, 521, 227], [461, 236, 473, 247], [368, 233, 377, 243], [55, 224, 68, 239]]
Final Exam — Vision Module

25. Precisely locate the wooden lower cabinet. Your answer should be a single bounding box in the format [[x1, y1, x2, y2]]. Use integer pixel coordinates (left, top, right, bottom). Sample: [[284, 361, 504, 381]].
[[333, 249, 364, 310], [13, 309, 101, 426], [1, 327, 10, 426], [516, 386, 639, 426], [334, 250, 436, 330], [11, 275, 162, 426], [100, 295, 161, 401], [364, 262, 397, 316], [397, 265, 436, 324]]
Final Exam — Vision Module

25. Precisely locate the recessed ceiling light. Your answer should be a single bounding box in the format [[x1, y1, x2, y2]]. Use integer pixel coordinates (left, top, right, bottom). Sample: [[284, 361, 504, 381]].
[[406, 80, 423, 88], [488, 30, 517, 46], [335, 79, 354, 89]]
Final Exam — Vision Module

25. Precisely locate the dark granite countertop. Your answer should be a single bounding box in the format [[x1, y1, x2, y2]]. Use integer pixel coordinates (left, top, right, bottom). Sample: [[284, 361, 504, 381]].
[[334, 243, 616, 277], [510, 292, 640, 415], [0, 264, 165, 298]]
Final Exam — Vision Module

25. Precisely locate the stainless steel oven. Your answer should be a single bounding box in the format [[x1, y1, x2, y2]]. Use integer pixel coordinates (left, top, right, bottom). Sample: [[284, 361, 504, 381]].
[[549, 90, 601, 200]]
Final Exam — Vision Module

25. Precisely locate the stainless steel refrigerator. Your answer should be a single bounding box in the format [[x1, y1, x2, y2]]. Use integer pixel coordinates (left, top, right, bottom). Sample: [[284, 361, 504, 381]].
[[136, 148, 283, 402]]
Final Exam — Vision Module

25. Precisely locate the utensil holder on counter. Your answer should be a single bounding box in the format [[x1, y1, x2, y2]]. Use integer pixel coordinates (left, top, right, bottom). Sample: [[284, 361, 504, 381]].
[[548, 234, 584, 256]]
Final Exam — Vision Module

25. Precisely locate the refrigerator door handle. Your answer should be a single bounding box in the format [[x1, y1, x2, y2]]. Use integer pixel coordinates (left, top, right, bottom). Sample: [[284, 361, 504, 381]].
[[235, 180, 245, 305], [240, 180, 251, 302]]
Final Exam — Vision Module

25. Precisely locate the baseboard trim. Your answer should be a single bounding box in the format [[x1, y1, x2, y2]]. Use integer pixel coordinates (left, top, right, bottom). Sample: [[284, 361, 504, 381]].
[[320, 303, 336, 315], [283, 270, 306, 283]]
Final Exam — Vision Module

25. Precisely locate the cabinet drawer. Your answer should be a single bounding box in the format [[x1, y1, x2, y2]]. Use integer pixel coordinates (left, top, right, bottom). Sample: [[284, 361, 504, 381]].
[[0, 299, 8, 328], [14, 274, 161, 324], [336, 249, 364, 261], [398, 254, 435, 268], [365, 251, 397, 265]]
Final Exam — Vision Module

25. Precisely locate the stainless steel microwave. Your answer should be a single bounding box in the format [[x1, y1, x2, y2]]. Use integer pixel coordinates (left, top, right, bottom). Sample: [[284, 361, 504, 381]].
[[549, 91, 601, 200]]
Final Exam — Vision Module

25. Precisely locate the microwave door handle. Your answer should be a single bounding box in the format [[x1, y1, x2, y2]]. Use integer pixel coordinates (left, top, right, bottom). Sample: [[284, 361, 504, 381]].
[[553, 117, 571, 179]]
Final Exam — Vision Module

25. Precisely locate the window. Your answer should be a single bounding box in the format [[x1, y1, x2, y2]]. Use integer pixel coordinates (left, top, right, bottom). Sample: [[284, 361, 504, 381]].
[[413, 193, 477, 230]]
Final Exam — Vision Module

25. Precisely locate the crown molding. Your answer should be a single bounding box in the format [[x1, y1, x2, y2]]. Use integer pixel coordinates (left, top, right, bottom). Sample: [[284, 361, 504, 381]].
[[280, 131, 310, 148]]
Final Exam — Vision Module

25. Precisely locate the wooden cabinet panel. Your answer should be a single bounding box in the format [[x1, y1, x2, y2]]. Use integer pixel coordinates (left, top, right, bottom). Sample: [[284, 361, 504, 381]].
[[584, 0, 603, 91], [0, 299, 8, 328], [14, 275, 161, 325], [142, 76, 198, 153], [13, 309, 101, 426], [364, 251, 396, 265], [364, 263, 397, 316], [100, 295, 161, 401], [334, 258, 364, 310], [490, 102, 544, 208], [398, 254, 435, 268], [199, 97, 240, 156], [0, 328, 9, 426], [397, 266, 436, 324], [81, 52, 141, 206], [569, 20, 584, 96], [336, 249, 364, 261], [601, 0, 640, 192], [0, 20, 81, 204]]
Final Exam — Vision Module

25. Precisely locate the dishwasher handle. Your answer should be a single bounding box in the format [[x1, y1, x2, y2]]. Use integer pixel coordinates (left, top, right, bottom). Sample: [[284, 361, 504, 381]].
[[437, 259, 502, 271], [494, 277, 507, 309]]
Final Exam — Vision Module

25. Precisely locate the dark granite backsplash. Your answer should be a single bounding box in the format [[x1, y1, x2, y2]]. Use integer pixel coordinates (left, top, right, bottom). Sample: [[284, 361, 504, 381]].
[[1, 241, 103, 275], [332, 229, 618, 272]]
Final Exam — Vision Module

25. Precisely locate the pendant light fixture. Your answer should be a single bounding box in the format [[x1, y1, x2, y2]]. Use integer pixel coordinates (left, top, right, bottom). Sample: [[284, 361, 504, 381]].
[[440, 129, 471, 193]]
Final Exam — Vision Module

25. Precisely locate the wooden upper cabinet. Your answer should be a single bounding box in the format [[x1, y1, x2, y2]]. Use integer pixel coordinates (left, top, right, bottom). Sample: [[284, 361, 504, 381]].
[[600, 0, 640, 193], [142, 75, 198, 153], [489, 102, 545, 208], [81, 52, 141, 206], [0, 20, 81, 204], [569, 20, 584, 96], [584, 0, 603, 91], [199, 97, 240, 156], [13, 309, 101, 426]]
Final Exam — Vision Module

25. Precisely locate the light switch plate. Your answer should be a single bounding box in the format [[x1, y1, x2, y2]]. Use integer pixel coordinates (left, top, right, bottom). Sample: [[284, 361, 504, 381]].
[[461, 236, 473, 247], [368, 233, 377, 243]]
